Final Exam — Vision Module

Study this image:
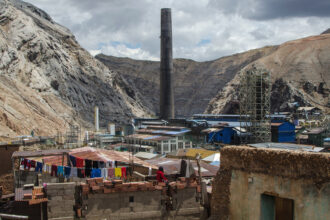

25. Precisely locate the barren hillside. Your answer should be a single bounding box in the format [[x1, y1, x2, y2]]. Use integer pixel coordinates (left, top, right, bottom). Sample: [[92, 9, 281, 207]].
[[97, 34, 330, 116], [0, 0, 151, 140]]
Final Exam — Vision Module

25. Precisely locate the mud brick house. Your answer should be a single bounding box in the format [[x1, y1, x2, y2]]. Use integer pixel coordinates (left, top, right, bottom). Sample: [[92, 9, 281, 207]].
[[210, 145, 330, 220]]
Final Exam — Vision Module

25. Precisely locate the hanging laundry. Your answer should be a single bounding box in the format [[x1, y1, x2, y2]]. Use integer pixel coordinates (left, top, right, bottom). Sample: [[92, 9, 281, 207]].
[[43, 163, 47, 173], [69, 155, 76, 167], [35, 162, 43, 173], [115, 167, 122, 177], [57, 166, 64, 176], [46, 164, 51, 174], [51, 165, 58, 177], [76, 157, 84, 168], [23, 159, 31, 170], [115, 161, 118, 168], [108, 168, 114, 178], [121, 167, 127, 179], [91, 168, 101, 178], [64, 166, 71, 178], [98, 161, 105, 168], [92, 161, 99, 168], [127, 167, 133, 176], [70, 167, 78, 177], [30, 160, 36, 168], [78, 168, 85, 178], [101, 168, 108, 179], [85, 168, 91, 178]]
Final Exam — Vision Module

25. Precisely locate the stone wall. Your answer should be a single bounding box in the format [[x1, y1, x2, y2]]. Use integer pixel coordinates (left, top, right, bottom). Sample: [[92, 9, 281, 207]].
[[210, 146, 330, 220], [46, 182, 76, 220]]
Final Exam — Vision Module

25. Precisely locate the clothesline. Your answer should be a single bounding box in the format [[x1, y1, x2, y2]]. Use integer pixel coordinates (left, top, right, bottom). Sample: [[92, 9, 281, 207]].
[[20, 156, 131, 179]]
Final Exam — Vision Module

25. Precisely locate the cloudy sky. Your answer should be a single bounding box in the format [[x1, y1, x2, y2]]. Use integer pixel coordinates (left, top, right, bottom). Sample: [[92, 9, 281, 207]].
[[27, 0, 330, 61]]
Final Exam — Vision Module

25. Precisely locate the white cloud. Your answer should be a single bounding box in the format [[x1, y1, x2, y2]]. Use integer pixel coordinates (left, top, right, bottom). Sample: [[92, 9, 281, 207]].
[[26, 0, 330, 61]]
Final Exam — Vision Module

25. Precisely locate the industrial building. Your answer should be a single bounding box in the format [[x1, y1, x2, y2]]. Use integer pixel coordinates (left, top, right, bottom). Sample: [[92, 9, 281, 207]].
[[124, 126, 193, 154], [271, 122, 296, 143]]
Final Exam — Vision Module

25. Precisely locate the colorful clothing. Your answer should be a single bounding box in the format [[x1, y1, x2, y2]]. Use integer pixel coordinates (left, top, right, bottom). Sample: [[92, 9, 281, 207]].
[[51, 165, 57, 177], [91, 168, 101, 178], [70, 167, 78, 177], [101, 168, 108, 179], [76, 157, 84, 168], [69, 155, 76, 167], [78, 168, 85, 178], [35, 162, 43, 173], [121, 167, 127, 179], [115, 168, 122, 177], [57, 166, 64, 176], [64, 166, 71, 178], [108, 168, 114, 178]]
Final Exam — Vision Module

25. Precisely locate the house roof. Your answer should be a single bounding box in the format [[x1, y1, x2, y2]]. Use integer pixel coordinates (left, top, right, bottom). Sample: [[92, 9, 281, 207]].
[[134, 152, 160, 160], [248, 142, 324, 152], [202, 153, 220, 162], [305, 128, 326, 135], [145, 157, 218, 177], [167, 148, 218, 159], [23, 147, 157, 169]]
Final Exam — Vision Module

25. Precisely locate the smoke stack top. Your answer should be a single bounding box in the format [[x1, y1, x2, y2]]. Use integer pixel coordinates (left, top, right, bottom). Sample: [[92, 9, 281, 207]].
[[160, 8, 174, 119]]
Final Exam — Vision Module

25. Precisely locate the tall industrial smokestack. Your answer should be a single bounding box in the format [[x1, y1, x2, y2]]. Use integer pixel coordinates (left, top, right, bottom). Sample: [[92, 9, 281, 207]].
[[160, 8, 174, 119], [94, 106, 99, 132]]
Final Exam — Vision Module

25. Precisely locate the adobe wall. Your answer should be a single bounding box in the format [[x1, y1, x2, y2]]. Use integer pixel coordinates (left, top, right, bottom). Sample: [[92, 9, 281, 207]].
[[210, 146, 330, 220], [0, 146, 19, 175]]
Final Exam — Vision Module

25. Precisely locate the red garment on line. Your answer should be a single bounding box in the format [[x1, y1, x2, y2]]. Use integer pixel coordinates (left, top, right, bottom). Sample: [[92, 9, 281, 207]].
[[156, 170, 167, 183], [76, 157, 84, 168], [121, 167, 127, 179]]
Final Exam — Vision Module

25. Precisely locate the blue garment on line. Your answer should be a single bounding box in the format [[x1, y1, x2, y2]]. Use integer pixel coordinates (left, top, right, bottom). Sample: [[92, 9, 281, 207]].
[[35, 162, 43, 173], [64, 166, 71, 178], [57, 166, 64, 176], [69, 155, 76, 167], [91, 168, 101, 178]]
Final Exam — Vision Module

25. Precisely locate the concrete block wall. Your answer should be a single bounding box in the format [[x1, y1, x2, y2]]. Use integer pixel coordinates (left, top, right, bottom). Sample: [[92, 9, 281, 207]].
[[169, 188, 202, 219], [46, 182, 76, 220], [83, 190, 162, 220]]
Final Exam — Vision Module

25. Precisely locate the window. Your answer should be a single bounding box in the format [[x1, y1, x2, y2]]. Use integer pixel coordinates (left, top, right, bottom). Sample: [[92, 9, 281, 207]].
[[178, 136, 183, 140], [261, 194, 294, 220], [163, 144, 169, 152], [178, 142, 183, 149]]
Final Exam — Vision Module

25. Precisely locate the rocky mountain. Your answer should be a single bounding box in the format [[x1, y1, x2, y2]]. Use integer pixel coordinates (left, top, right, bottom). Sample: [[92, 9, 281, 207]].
[[0, 0, 151, 140], [96, 46, 278, 117], [206, 34, 330, 114], [97, 33, 330, 116]]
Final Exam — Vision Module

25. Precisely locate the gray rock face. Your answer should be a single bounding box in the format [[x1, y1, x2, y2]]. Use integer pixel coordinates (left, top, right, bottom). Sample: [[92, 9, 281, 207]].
[[96, 46, 276, 117], [0, 0, 151, 138]]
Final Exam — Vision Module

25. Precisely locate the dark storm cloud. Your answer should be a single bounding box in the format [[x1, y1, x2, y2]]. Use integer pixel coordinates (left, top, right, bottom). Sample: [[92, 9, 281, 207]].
[[210, 0, 330, 20]]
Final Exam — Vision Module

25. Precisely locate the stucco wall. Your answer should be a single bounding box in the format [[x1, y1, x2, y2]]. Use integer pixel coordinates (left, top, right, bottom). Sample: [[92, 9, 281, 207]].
[[210, 146, 330, 220], [229, 170, 329, 220]]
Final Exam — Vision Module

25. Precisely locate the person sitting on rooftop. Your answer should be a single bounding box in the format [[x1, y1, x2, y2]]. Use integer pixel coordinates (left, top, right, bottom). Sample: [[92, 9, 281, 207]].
[[156, 166, 168, 183]]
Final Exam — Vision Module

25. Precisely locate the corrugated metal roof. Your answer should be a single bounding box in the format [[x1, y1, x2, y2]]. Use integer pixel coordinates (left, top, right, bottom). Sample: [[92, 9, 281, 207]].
[[146, 157, 218, 177], [12, 149, 70, 158], [134, 152, 159, 160], [249, 142, 324, 152], [167, 149, 218, 159], [31, 147, 157, 169]]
